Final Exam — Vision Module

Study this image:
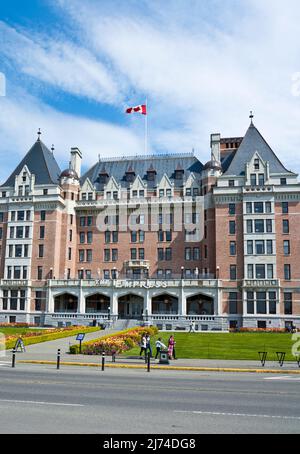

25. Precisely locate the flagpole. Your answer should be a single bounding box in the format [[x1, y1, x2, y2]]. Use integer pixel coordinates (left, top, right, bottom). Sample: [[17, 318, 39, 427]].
[[145, 97, 148, 155]]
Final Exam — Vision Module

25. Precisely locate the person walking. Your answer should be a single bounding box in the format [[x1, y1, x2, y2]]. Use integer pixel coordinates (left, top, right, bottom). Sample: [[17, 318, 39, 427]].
[[189, 321, 195, 333], [139, 333, 147, 358], [155, 338, 167, 360], [145, 334, 153, 357]]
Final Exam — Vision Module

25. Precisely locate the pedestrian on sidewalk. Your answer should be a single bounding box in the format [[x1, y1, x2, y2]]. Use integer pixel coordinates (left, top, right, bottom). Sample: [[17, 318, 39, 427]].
[[145, 334, 153, 357], [155, 338, 167, 359], [189, 321, 195, 333], [168, 335, 177, 360]]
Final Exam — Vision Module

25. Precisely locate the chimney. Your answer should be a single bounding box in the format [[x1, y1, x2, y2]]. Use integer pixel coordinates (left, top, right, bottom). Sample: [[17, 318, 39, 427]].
[[210, 133, 221, 165], [70, 147, 82, 178]]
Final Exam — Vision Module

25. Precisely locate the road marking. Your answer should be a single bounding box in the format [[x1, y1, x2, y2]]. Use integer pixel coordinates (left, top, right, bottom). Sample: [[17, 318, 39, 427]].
[[264, 376, 300, 381], [0, 399, 84, 407], [175, 410, 300, 420]]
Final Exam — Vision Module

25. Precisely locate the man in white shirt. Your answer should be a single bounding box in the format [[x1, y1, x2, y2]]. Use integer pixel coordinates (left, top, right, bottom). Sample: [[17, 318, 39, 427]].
[[155, 338, 167, 359]]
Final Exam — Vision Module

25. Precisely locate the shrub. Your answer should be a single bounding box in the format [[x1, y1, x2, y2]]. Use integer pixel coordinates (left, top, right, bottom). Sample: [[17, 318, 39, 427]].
[[70, 325, 158, 355]]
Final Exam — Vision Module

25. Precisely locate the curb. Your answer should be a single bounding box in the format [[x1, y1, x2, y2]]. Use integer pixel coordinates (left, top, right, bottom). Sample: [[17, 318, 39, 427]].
[[17, 360, 300, 374]]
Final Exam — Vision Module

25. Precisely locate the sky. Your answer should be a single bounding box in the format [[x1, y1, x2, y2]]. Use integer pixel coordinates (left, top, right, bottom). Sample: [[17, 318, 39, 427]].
[[1, 0, 300, 182]]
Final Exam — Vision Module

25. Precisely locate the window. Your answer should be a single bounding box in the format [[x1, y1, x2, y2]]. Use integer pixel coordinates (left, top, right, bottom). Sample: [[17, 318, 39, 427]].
[[266, 219, 272, 233], [266, 240, 273, 255], [87, 216, 93, 226], [35, 291, 43, 311], [131, 248, 137, 260], [10, 290, 18, 309], [257, 292, 267, 314], [24, 245, 28, 257], [0, 227, 2, 240], [229, 180, 235, 187], [265, 202, 272, 213], [229, 293, 238, 314], [39, 226, 45, 239], [16, 226, 23, 238], [283, 219, 289, 234], [284, 264, 291, 280], [79, 250, 85, 262], [255, 240, 265, 255], [157, 269, 164, 278], [193, 248, 200, 260], [283, 240, 290, 255], [40, 211, 46, 221], [80, 217, 86, 227], [165, 231, 172, 242], [43, 189, 48, 195], [246, 202, 252, 214], [25, 226, 30, 238], [230, 241, 236, 256], [105, 231, 111, 243], [269, 292, 277, 315], [280, 178, 287, 186], [246, 220, 253, 233], [112, 231, 118, 243], [15, 245, 22, 258], [159, 189, 164, 198], [250, 174, 257, 186], [254, 158, 260, 170], [11, 211, 16, 221], [69, 230, 73, 242], [230, 265, 237, 280], [229, 203, 236, 215], [229, 221, 236, 235], [112, 249, 118, 262], [80, 232, 85, 244], [254, 220, 264, 233], [10, 227, 14, 239], [247, 264, 254, 279], [258, 174, 265, 186], [138, 248, 144, 260], [165, 248, 172, 261], [284, 293, 292, 315], [87, 232, 93, 244], [255, 264, 265, 279], [38, 245, 44, 258], [247, 240, 253, 255], [254, 202, 264, 213], [267, 264, 273, 279], [37, 266, 43, 280], [26, 210, 31, 221], [68, 248, 72, 261], [104, 249, 110, 262], [103, 270, 110, 279], [158, 248, 164, 261], [247, 291, 255, 314], [131, 231, 137, 243], [282, 202, 289, 214], [185, 248, 191, 261]]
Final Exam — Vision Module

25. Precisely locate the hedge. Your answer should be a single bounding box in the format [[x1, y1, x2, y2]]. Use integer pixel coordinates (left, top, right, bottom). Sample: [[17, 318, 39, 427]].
[[69, 326, 158, 355], [5, 326, 100, 350]]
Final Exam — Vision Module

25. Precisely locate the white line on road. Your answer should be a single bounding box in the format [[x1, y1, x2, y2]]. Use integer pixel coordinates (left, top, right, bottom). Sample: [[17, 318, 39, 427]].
[[0, 399, 84, 407], [264, 376, 300, 381], [175, 410, 300, 420]]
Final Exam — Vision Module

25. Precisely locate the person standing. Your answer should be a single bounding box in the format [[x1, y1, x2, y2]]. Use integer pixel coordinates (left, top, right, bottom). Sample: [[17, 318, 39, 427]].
[[189, 321, 195, 333], [139, 334, 147, 358], [155, 338, 167, 359], [145, 334, 153, 357], [168, 335, 177, 360]]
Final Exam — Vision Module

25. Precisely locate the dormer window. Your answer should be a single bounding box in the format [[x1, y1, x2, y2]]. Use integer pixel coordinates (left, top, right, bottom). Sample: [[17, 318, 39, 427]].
[[250, 174, 257, 186], [147, 165, 157, 181], [258, 174, 265, 186], [125, 166, 135, 183], [98, 166, 109, 185], [280, 178, 287, 186], [254, 158, 260, 170], [22, 172, 27, 182], [175, 165, 184, 180]]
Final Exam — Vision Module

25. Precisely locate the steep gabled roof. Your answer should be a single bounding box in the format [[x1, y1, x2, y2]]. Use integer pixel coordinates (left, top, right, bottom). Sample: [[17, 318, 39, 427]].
[[223, 122, 294, 176], [2, 139, 61, 187]]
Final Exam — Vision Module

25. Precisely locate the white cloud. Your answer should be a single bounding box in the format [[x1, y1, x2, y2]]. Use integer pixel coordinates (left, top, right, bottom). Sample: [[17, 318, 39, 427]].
[[0, 90, 144, 184], [0, 21, 123, 105]]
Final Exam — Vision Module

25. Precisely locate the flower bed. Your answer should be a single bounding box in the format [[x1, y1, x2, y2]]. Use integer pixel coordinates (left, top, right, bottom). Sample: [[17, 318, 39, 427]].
[[69, 326, 158, 355], [4, 326, 100, 350]]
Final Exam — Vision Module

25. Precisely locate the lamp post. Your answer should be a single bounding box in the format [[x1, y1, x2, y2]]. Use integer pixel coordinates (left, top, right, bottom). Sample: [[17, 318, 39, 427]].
[[181, 266, 185, 279]]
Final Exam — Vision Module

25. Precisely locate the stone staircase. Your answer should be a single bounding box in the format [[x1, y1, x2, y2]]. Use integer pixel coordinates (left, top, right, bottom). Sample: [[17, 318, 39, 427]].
[[112, 319, 141, 331]]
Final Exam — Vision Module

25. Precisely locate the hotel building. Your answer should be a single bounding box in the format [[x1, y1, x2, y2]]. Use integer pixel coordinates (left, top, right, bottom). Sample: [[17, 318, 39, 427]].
[[0, 117, 299, 331]]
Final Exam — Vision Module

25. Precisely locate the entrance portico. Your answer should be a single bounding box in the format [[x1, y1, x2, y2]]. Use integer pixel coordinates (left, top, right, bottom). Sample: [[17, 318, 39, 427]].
[[118, 293, 144, 319]]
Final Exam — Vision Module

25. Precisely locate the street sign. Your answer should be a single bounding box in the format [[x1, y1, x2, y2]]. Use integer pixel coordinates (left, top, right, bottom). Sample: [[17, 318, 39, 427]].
[[76, 333, 85, 342]]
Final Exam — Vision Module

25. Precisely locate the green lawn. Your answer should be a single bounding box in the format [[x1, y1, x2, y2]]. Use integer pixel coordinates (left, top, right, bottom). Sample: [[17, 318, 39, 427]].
[[122, 332, 297, 361], [0, 327, 37, 336]]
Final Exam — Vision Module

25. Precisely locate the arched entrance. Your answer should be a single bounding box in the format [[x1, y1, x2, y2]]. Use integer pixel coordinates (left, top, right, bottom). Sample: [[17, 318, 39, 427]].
[[118, 294, 144, 319], [187, 294, 214, 315], [86, 294, 110, 313], [54, 293, 78, 313], [152, 294, 178, 314]]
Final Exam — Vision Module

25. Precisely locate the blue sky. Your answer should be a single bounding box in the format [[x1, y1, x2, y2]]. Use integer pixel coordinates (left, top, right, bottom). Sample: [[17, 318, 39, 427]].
[[1, 0, 300, 182]]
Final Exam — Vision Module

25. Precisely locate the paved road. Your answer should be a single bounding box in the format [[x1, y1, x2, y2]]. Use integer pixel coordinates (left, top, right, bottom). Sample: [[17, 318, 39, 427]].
[[0, 364, 299, 434]]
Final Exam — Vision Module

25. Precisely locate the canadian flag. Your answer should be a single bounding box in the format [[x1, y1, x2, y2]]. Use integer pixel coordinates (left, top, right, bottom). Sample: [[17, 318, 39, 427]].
[[125, 104, 147, 115]]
